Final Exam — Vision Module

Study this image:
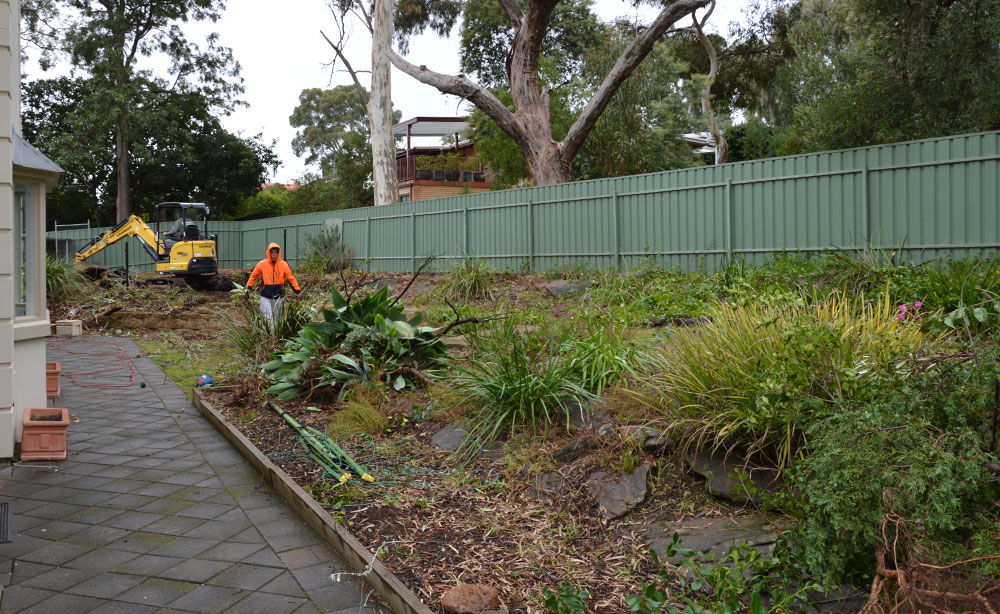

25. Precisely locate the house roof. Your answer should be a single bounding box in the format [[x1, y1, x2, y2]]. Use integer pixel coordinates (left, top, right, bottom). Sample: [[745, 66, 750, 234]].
[[14, 133, 63, 175], [392, 116, 470, 137]]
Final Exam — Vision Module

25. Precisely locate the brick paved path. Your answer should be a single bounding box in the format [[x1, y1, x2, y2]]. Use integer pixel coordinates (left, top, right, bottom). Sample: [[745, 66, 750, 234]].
[[0, 337, 382, 614]]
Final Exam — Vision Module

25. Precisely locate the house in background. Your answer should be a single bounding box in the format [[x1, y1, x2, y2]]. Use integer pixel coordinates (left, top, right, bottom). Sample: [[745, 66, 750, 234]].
[[392, 116, 491, 203], [0, 0, 63, 458]]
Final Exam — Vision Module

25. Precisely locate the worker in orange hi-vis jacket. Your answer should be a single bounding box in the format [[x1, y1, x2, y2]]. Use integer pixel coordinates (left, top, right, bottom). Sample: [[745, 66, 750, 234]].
[[246, 242, 301, 330]]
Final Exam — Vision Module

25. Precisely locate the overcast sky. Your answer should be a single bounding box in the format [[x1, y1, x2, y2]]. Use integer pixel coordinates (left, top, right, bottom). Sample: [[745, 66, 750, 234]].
[[36, 0, 749, 183]]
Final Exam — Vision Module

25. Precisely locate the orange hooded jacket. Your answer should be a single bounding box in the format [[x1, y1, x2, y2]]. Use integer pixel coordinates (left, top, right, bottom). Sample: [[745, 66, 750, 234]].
[[247, 242, 301, 298]]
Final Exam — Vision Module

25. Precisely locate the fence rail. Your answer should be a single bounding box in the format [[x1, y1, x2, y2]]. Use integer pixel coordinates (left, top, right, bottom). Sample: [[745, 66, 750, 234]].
[[48, 130, 1000, 275]]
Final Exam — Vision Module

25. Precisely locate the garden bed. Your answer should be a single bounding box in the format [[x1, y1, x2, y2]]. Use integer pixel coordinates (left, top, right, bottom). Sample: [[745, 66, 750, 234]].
[[52, 254, 1000, 613]]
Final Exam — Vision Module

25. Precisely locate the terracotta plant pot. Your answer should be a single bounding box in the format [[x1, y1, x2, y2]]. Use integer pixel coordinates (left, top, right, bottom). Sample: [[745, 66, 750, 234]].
[[21, 408, 69, 461], [46, 362, 61, 398]]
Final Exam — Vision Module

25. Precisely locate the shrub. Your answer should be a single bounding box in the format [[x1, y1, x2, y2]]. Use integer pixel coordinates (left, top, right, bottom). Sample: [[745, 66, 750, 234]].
[[817, 246, 904, 294], [785, 344, 1000, 582], [585, 262, 719, 325], [792, 395, 998, 582], [301, 224, 351, 276], [46, 255, 91, 302], [438, 253, 495, 302], [224, 290, 314, 366], [451, 319, 593, 450], [637, 290, 944, 467]]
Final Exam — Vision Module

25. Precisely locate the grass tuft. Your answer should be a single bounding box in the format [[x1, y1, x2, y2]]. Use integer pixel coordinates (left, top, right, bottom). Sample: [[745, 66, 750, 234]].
[[438, 253, 495, 302], [46, 255, 92, 302]]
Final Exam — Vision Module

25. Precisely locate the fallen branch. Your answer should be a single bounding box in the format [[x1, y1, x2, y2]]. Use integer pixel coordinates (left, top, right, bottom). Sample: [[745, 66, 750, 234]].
[[395, 366, 434, 388], [433, 298, 507, 339], [390, 255, 436, 308]]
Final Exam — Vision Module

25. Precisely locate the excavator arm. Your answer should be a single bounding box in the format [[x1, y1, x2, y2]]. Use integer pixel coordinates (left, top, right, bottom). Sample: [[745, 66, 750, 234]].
[[75, 215, 165, 264]]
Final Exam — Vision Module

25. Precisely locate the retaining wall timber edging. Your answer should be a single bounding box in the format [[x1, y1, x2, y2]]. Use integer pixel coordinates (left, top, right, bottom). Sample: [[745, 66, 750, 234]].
[[192, 387, 434, 614]]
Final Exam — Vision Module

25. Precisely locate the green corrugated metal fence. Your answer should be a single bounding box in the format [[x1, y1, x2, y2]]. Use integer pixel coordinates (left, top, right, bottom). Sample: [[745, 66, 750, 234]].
[[48, 130, 1000, 275]]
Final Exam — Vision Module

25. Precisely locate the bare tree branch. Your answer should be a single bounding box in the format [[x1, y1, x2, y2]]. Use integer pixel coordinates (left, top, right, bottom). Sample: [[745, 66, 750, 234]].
[[390, 255, 436, 308], [320, 29, 369, 104], [562, 0, 710, 162], [388, 48, 522, 140]]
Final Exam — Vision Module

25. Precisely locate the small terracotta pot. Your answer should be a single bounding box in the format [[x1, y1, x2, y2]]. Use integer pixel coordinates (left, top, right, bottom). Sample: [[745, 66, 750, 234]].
[[46, 362, 61, 398], [21, 408, 69, 461]]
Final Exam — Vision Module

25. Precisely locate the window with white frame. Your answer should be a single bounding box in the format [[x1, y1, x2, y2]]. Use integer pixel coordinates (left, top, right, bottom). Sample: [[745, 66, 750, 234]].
[[14, 182, 37, 317]]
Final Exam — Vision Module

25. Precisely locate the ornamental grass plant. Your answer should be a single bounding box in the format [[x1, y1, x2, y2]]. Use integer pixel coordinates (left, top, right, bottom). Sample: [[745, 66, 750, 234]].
[[450, 318, 594, 452], [45, 255, 92, 302], [438, 252, 495, 302], [633, 288, 947, 468]]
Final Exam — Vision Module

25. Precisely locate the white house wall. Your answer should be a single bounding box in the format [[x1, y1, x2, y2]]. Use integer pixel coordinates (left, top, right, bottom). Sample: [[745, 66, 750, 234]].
[[0, 0, 15, 458]]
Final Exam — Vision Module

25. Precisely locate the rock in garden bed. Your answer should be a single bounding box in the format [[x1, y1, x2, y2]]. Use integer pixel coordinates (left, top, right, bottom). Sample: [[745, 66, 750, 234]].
[[586, 462, 652, 520], [441, 584, 500, 614], [541, 279, 593, 297], [685, 450, 784, 504], [641, 514, 788, 563]]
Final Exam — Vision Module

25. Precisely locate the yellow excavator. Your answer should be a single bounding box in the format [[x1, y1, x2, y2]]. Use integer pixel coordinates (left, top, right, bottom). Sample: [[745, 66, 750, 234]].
[[75, 202, 228, 288]]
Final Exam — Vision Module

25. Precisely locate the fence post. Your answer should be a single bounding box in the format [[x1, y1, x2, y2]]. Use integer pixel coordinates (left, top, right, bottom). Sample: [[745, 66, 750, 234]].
[[726, 179, 734, 263], [294, 224, 301, 265], [366, 216, 372, 272], [124, 241, 130, 287], [410, 211, 416, 273], [463, 207, 470, 256], [611, 192, 620, 271], [862, 165, 870, 246], [527, 199, 534, 273], [239, 229, 244, 270]]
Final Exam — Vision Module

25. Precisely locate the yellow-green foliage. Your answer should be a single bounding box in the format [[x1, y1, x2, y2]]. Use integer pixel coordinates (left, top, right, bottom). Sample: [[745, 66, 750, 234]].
[[636, 289, 946, 467], [326, 387, 389, 436]]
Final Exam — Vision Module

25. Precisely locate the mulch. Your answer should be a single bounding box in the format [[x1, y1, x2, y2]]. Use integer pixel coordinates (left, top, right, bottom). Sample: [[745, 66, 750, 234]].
[[205, 382, 725, 614]]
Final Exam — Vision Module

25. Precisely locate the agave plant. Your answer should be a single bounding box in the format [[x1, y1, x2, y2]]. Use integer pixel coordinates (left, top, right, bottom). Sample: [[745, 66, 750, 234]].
[[262, 286, 448, 400]]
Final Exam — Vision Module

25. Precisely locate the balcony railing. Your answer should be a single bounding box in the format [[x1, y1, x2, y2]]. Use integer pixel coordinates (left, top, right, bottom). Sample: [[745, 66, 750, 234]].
[[396, 155, 489, 184]]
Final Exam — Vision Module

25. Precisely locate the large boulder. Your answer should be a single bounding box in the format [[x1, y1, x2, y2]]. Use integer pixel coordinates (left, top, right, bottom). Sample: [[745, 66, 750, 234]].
[[431, 423, 469, 451], [566, 400, 613, 432], [552, 435, 601, 463]]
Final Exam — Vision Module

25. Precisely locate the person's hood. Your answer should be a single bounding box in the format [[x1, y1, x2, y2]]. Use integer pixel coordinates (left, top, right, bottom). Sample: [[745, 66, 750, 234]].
[[266, 242, 282, 263]]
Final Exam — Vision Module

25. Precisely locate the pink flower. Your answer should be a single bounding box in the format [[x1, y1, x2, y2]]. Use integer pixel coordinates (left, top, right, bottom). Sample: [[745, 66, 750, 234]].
[[898, 313, 906, 321], [914, 301, 922, 309], [899, 304, 908, 312]]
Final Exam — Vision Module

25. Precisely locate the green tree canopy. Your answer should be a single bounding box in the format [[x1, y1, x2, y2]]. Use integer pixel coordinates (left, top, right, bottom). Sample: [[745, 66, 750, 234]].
[[723, 0, 1000, 160], [288, 85, 400, 210], [39, 0, 244, 220], [23, 76, 279, 225]]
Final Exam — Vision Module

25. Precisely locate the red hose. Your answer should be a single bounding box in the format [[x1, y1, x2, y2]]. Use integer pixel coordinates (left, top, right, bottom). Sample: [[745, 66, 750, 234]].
[[47, 337, 137, 388]]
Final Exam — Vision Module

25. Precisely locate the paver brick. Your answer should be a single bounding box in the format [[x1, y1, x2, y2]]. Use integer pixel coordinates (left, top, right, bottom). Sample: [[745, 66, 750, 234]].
[[66, 572, 147, 598], [166, 584, 248, 613], [207, 562, 283, 591]]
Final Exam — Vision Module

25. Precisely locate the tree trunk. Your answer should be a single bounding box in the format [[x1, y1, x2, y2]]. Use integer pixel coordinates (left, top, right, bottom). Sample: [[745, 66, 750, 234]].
[[115, 112, 131, 221], [370, 0, 399, 206], [693, 4, 728, 164], [388, 0, 709, 187]]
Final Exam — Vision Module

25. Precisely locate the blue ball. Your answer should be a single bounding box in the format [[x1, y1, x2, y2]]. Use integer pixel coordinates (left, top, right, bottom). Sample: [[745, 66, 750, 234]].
[[195, 375, 214, 388]]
